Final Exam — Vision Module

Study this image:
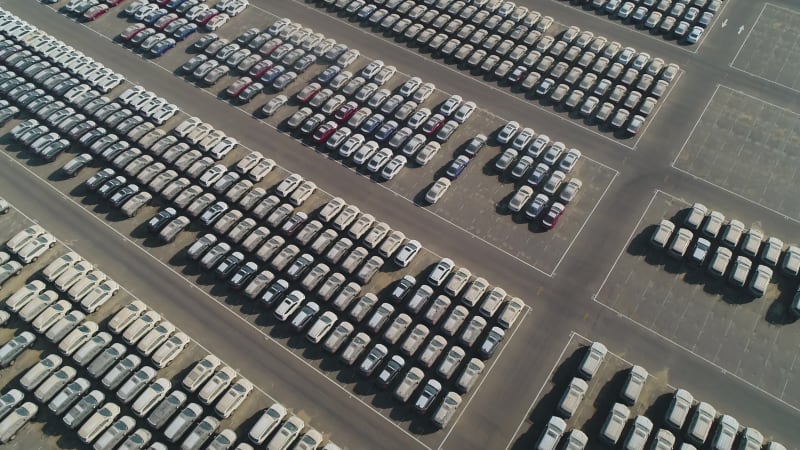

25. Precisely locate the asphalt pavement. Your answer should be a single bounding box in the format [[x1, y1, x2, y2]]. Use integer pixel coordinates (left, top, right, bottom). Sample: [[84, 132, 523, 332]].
[[2, 0, 800, 448]]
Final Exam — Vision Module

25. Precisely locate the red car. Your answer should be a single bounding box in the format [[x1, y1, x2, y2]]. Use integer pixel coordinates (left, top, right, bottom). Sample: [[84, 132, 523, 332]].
[[155, 0, 172, 5], [84, 4, 110, 21], [541, 202, 565, 229], [154, 14, 179, 30], [194, 9, 220, 25], [120, 23, 147, 41], [334, 101, 358, 122], [296, 82, 322, 103], [312, 121, 338, 144], [248, 60, 274, 78], [422, 113, 446, 137], [225, 77, 253, 97]]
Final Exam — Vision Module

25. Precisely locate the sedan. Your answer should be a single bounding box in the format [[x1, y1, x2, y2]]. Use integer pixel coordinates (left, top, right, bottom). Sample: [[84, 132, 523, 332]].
[[444, 155, 470, 180], [425, 177, 451, 204]]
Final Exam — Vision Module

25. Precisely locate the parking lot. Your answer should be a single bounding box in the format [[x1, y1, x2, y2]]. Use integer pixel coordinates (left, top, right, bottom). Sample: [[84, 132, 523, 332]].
[[0, 206, 290, 450], [4, 0, 800, 449], [508, 332, 787, 449], [672, 84, 800, 221], [731, 3, 800, 92], [596, 190, 800, 410], [0, 10, 537, 443], [306, 0, 682, 142], [54, 4, 621, 276]]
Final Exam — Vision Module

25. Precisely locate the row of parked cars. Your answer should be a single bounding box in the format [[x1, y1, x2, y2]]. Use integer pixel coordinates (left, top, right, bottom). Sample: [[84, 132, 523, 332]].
[[198, 20, 345, 102], [313, 0, 677, 135], [122, 0, 246, 35], [493, 122, 584, 229], [0, 208, 343, 449], [568, 0, 722, 44], [650, 203, 800, 298], [536, 341, 785, 450]]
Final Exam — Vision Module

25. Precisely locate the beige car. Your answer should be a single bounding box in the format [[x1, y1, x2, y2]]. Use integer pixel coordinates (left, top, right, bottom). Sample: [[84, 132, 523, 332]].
[[5, 280, 47, 312], [78, 402, 120, 443], [182, 355, 221, 392], [151, 332, 190, 369], [108, 301, 147, 334], [198, 366, 237, 405], [30, 299, 71, 332], [57, 321, 99, 356], [394, 367, 424, 403], [136, 321, 175, 356], [67, 270, 108, 302], [122, 311, 162, 345], [266, 414, 304, 450], [214, 378, 253, 418], [497, 297, 524, 329], [131, 378, 171, 417]]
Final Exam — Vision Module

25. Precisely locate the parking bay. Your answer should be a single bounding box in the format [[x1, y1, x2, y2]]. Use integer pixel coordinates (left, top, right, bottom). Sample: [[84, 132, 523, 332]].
[[596, 191, 800, 409]]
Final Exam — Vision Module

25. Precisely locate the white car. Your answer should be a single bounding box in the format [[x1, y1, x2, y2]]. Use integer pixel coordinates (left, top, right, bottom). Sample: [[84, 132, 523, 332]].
[[425, 178, 451, 204], [152, 332, 189, 368], [214, 378, 253, 418], [496, 121, 519, 144], [198, 366, 237, 405], [380, 155, 407, 180], [16, 233, 56, 264], [428, 258, 455, 286]]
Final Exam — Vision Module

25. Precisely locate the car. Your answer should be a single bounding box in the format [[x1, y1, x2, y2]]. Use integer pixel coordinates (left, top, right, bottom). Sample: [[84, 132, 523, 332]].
[[541, 202, 565, 229], [508, 186, 533, 213], [425, 178, 451, 204], [428, 258, 455, 286], [414, 379, 442, 414], [380, 155, 407, 180], [248, 403, 288, 444], [687, 401, 716, 444], [163, 402, 203, 442], [267, 415, 304, 450], [579, 342, 607, 380], [536, 416, 566, 450], [686, 26, 703, 44], [214, 378, 253, 418], [444, 155, 470, 180], [558, 377, 588, 418]]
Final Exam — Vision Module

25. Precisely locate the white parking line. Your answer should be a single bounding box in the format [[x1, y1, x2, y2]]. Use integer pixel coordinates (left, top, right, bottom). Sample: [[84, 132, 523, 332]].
[[592, 188, 664, 299], [282, 0, 637, 151], [588, 188, 800, 414], [437, 304, 531, 449], [503, 331, 576, 450], [0, 150, 433, 450], [729, 3, 800, 96], [551, 169, 618, 276], [669, 83, 800, 224]]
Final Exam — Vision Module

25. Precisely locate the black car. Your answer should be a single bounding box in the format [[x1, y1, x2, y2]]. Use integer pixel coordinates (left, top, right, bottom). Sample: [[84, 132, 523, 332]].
[[389, 275, 416, 303], [462, 134, 486, 157], [84, 168, 115, 191], [97, 176, 127, 199], [147, 207, 177, 232], [215, 251, 244, 279], [260, 279, 289, 308], [376, 355, 406, 389], [228, 261, 257, 289]]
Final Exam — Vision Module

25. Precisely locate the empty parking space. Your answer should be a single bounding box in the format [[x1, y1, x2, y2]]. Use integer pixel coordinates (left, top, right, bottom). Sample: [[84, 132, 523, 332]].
[[731, 3, 800, 92], [596, 190, 800, 409], [673, 84, 800, 221]]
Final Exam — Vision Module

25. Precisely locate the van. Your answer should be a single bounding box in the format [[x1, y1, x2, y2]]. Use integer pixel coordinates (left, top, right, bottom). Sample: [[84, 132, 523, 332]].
[[686, 401, 716, 444], [664, 389, 694, 430], [557, 377, 588, 418], [759, 237, 783, 267], [624, 415, 653, 450], [728, 256, 752, 287], [667, 228, 693, 259], [601, 402, 630, 444], [621, 365, 648, 405], [748, 265, 772, 297], [740, 228, 763, 257], [711, 414, 739, 450]]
